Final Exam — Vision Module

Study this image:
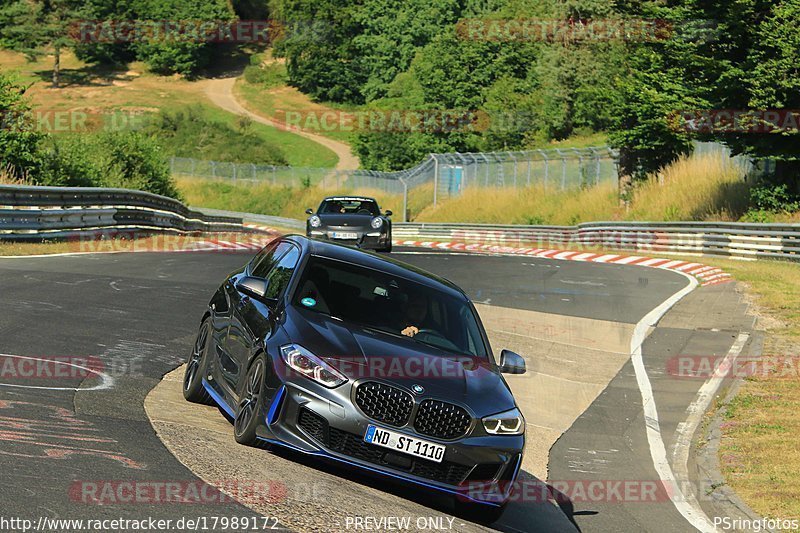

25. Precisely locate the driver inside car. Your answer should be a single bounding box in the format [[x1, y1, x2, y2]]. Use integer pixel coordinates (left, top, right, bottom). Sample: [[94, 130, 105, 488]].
[[400, 292, 431, 337]]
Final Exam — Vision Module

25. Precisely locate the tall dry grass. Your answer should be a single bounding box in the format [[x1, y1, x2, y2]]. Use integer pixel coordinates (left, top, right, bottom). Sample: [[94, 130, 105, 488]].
[[627, 153, 750, 221], [415, 182, 620, 225], [0, 164, 32, 186], [415, 152, 751, 224], [176, 178, 433, 221]]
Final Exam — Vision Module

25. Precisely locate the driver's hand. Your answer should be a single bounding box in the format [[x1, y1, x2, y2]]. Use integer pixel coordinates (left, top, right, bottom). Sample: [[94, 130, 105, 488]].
[[401, 326, 419, 337]]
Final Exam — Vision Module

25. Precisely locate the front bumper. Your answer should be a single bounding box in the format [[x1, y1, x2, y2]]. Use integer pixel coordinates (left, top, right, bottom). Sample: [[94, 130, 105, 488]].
[[307, 229, 390, 250], [254, 381, 524, 506]]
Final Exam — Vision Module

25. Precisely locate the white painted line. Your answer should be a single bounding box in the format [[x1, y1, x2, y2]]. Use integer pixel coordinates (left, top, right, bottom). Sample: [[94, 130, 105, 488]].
[[592, 254, 619, 263], [553, 251, 576, 260], [637, 258, 666, 267], [629, 271, 719, 532], [0, 353, 114, 391], [671, 333, 749, 527], [613, 256, 645, 265]]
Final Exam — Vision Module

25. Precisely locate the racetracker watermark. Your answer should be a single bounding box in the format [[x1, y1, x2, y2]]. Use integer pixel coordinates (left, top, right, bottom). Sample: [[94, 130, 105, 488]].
[[672, 109, 800, 133], [70, 480, 287, 505], [275, 110, 490, 134], [69, 232, 278, 254], [71, 20, 280, 44], [461, 478, 731, 505], [0, 109, 151, 133], [667, 355, 800, 380], [0, 356, 103, 380], [448, 228, 664, 251], [455, 18, 716, 43], [282, 355, 493, 382]]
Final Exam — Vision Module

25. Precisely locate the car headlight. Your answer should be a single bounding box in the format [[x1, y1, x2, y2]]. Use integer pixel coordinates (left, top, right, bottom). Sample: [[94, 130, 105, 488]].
[[309, 215, 322, 228], [280, 344, 347, 388], [370, 217, 383, 229], [482, 408, 525, 435]]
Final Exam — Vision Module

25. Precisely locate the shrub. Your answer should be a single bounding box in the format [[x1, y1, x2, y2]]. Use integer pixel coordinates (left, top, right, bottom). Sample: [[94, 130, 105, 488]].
[[243, 63, 288, 89], [0, 74, 46, 178], [144, 105, 288, 165], [749, 183, 800, 214], [40, 133, 181, 200]]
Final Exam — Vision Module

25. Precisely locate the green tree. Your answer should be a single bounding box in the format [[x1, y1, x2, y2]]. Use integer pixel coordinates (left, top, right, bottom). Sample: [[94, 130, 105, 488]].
[[0, 0, 90, 88]]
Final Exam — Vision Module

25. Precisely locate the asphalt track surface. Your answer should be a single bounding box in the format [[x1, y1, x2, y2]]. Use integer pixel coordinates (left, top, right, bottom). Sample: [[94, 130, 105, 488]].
[[0, 247, 748, 532]]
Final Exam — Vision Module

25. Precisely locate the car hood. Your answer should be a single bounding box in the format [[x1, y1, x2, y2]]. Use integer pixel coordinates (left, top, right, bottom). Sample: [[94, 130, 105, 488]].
[[315, 214, 376, 227], [283, 307, 516, 417]]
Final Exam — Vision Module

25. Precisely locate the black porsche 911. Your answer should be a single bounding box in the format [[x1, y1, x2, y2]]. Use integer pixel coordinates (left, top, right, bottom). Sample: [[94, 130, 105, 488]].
[[183, 235, 527, 513], [305, 196, 393, 252]]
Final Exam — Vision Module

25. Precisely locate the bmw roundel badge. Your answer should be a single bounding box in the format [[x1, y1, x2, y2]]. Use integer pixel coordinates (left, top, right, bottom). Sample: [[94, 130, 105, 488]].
[[412, 384, 424, 395]]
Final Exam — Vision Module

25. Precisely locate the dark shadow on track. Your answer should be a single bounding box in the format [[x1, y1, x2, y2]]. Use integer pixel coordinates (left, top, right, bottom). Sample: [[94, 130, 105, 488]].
[[215, 405, 579, 532]]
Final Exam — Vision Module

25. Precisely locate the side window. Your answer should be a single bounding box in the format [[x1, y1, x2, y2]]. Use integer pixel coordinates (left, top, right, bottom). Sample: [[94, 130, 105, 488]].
[[264, 246, 301, 300], [251, 241, 293, 278]]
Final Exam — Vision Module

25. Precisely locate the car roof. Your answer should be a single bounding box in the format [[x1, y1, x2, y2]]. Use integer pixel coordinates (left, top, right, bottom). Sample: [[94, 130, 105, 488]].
[[321, 196, 378, 203], [284, 235, 467, 299]]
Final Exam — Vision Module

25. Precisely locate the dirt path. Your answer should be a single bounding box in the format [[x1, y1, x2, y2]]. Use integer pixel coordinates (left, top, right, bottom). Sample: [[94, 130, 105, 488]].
[[204, 77, 360, 171]]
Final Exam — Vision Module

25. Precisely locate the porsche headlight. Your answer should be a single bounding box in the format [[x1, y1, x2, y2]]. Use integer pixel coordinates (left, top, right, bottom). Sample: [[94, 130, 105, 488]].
[[309, 215, 322, 228], [370, 217, 383, 229], [280, 344, 347, 388], [482, 408, 525, 435]]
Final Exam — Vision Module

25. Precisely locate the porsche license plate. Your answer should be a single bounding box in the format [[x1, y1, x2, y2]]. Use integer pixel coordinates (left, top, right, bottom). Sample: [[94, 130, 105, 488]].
[[364, 425, 445, 463], [331, 232, 358, 240]]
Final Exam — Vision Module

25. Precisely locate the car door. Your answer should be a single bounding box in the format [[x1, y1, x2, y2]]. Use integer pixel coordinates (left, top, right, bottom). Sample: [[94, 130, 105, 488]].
[[217, 240, 287, 396], [225, 242, 301, 401]]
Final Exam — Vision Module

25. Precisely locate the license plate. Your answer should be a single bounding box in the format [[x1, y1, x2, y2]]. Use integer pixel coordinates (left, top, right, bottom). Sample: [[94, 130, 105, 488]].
[[331, 232, 358, 240], [364, 425, 446, 463]]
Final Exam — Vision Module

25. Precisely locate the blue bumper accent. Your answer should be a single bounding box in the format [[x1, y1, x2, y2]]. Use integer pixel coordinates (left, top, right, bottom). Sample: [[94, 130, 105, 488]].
[[266, 385, 287, 425]]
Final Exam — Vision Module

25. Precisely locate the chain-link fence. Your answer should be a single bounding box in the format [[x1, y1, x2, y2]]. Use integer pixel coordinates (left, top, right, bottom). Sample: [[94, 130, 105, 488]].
[[171, 146, 620, 221], [692, 141, 776, 181]]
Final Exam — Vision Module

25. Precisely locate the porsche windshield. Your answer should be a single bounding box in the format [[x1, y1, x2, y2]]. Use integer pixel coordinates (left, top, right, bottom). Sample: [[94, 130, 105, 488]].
[[319, 199, 380, 215], [293, 257, 488, 358]]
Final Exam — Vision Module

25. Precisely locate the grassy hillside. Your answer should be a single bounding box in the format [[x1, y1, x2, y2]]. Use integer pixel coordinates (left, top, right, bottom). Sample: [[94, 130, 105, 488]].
[[0, 51, 338, 168]]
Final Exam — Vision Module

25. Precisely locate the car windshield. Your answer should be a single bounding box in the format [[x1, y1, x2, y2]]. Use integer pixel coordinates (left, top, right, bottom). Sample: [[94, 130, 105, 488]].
[[292, 257, 488, 358], [319, 198, 380, 216]]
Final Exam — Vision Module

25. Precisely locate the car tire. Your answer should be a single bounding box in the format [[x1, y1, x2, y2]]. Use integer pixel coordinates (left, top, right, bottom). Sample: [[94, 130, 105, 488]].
[[234, 353, 267, 446], [183, 318, 214, 405]]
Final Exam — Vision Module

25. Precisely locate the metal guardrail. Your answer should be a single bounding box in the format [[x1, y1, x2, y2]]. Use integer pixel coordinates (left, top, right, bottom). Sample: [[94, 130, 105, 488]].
[[0, 185, 249, 240], [393, 221, 800, 261], [193, 207, 305, 231]]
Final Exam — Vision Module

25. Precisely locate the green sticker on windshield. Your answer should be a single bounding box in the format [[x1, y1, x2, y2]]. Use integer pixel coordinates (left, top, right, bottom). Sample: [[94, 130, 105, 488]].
[[301, 297, 317, 307]]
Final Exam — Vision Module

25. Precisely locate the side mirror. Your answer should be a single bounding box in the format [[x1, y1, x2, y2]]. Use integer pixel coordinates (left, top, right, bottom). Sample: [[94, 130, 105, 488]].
[[305, 208, 314, 215], [499, 350, 526, 375], [384, 210, 393, 217], [235, 277, 277, 305]]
